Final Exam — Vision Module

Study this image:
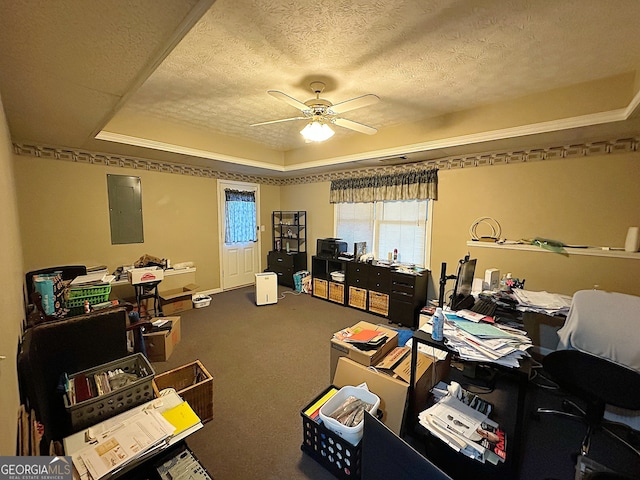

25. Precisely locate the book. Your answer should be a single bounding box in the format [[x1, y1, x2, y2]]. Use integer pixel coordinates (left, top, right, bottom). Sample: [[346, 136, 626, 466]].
[[304, 388, 338, 421], [74, 374, 92, 403], [161, 401, 201, 436]]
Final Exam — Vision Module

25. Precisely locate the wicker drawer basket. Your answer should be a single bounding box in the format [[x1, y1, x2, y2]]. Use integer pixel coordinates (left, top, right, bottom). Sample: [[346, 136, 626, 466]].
[[348, 287, 367, 310], [328, 281, 345, 304], [313, 278, 328, 299], [153, 360, 213, 423], [368, 291, 389, 316]]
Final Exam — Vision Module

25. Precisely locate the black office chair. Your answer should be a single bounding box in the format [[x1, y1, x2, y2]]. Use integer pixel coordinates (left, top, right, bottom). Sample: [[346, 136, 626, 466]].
[[25, 265, 87, 299], [537, 348, 640, 458]]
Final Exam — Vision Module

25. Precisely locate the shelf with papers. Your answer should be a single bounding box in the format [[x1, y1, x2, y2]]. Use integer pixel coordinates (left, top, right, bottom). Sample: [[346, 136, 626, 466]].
[[407, 329, 532, 477], [466, 241, 640, 259]]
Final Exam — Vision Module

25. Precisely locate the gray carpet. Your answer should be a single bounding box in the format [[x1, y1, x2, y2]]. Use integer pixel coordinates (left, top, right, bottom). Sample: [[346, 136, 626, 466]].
[[151, 285, 387, 480], [150, 286, 640, 480]]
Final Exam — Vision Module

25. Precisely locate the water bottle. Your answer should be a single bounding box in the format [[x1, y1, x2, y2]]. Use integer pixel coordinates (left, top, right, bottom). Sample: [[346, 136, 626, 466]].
[[432, 307, 444, 341]]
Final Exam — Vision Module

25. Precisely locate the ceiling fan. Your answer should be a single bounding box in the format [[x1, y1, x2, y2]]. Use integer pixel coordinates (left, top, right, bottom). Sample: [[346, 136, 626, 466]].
[[251, 81, 380, 141]]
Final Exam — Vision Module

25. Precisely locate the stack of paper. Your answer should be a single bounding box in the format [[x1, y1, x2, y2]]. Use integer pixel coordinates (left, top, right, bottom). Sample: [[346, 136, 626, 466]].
[[419, 383, 507, 465], [511, 289, 572, 316], [73, 410, 174, 480], [70, 272, 116, 286], [422, 311, 531, 368]]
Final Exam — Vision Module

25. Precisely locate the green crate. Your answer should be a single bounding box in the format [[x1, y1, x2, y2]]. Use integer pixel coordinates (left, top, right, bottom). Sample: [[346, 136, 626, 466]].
[[64, 285, 112, 314], [67, 284, 112, 299]]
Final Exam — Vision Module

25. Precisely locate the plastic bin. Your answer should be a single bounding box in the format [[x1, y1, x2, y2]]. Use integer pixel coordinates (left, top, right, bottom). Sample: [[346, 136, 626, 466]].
[[301, 386, 362, 479], [319, 385, 380, 446], [65, 284, 112, 315], [152, 360, 213, 423], [64, 353, 155, 432]]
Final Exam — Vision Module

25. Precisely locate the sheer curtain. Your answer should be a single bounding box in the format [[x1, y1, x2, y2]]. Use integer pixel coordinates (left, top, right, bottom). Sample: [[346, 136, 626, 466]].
[[224, 189, 257, 243]]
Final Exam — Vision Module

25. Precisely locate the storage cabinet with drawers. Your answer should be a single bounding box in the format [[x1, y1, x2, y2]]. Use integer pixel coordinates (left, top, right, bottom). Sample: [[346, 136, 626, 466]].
[[388, 270, 428, 329], [267, 251, 307, 288], [316, 259, 428, 329]]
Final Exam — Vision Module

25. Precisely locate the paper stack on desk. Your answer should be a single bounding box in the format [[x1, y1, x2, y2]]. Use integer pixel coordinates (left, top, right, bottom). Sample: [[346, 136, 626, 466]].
[[421, 310, 532, 368], [418, 381, 507, 465], [73, 410, 174, 480], [511, 289, 572, 316]]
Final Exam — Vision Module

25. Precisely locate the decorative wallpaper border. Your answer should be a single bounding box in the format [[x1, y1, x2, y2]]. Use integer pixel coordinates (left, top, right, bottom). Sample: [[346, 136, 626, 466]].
[[13, 136, 639, 186]]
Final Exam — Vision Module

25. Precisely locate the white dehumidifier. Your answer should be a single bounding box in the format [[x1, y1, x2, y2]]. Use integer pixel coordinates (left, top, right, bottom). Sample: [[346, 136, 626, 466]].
[[255, 272, 278, 305]]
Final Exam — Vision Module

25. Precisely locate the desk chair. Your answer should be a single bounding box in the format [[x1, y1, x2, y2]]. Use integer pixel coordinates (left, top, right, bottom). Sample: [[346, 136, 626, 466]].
[[536, 290, 640, 462], [25, 265, 87, 299]]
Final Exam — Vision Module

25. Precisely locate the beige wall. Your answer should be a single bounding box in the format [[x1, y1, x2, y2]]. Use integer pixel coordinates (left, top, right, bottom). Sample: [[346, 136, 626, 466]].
[[13, 150, 640, 301], [13, 156, 221, 292], [0, 96, 23, 454], [280, 181, 334, 267], [259, 183, 281, 263], [432, 153, 640, 297]]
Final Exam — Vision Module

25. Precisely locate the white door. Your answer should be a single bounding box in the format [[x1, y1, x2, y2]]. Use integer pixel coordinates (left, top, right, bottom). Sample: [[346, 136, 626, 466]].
[[218, 180, 261, 290]]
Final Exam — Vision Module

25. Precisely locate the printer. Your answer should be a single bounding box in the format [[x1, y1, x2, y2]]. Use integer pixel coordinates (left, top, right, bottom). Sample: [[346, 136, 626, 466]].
[[316, 238, 348, 259]]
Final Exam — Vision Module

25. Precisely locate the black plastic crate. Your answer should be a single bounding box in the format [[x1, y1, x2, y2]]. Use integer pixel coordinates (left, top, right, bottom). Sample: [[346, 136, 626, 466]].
[[300, 386, 361, 480]]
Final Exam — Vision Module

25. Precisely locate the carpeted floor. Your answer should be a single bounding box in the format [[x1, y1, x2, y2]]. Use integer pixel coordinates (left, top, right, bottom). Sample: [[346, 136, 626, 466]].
[[150, 286, 640, 480]]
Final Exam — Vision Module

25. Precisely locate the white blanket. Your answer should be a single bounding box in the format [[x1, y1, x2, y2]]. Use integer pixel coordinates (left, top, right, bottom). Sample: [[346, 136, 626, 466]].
[[557, 289, 640, 430]]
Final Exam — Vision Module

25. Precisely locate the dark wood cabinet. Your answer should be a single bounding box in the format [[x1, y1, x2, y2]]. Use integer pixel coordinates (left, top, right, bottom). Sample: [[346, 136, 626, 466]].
[[267, 251, 307, 288], [311, 256, 347, 304], [388, 271, 428, 329], [317, 259, 428, 328]]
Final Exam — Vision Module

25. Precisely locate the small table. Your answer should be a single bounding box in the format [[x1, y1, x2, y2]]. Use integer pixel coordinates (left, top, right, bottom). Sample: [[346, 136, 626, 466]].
[[134, 280, 163, 318]]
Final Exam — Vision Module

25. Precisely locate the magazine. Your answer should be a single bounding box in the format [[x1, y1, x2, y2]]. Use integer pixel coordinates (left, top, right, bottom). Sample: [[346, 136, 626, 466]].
[[420, 382, 507, 464]]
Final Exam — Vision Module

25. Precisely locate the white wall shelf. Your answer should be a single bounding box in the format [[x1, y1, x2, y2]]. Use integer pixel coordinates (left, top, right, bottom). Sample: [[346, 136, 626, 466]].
[[466, 241, 640, 260]]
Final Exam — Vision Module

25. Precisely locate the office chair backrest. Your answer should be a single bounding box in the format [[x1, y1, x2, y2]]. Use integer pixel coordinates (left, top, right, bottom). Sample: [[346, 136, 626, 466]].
[[543, 349, 640, 411], [557, 289, 640, 373], [25, 265, 87, 299]]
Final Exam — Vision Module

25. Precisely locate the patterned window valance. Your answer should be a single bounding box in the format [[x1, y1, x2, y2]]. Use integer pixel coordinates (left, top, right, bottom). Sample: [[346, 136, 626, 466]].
[[329, 169, 438, 203]]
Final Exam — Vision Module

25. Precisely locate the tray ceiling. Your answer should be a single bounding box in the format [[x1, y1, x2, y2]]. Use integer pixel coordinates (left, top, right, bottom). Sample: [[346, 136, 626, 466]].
[[2, 0, 640, 176]]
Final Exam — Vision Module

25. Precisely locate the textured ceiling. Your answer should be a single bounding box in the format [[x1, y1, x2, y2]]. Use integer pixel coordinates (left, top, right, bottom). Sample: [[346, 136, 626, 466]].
[[2, 0, 640, 176]]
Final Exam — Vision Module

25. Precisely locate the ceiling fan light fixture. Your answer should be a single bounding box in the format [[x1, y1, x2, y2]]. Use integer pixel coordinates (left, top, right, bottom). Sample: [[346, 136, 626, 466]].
[[300, 120, 335, 142]]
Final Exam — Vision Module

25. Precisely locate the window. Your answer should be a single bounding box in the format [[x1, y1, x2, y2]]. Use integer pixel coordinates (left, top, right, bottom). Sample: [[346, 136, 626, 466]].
[[224, 189, 257, 243], [335, 200, 431, 266]]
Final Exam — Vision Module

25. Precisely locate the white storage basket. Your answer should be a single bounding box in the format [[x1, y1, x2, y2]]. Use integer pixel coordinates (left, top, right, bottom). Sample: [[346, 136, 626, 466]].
[[319, 385, 380, 446]]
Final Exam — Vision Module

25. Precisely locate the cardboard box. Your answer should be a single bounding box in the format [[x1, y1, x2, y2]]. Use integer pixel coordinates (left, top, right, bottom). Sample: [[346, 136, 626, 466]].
[[128, 267, 164, 285], [330, 321, 398, 380], [160, 283, 199, 315], [143, 316, 181, 362], [332, 351, 448, 435]]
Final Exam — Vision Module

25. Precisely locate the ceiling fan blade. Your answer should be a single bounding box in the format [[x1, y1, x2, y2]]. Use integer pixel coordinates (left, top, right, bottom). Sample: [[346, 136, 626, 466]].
[[250, 116, 306, 126], [268, 90, 309, 112], [329, 94, 380, 114], [333, 117, 378, 135]]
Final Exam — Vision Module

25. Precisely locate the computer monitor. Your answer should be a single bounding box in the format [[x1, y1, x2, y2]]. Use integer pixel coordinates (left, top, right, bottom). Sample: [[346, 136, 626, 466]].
[[449, 256, 477, 310], [361, 411, 453, 480]]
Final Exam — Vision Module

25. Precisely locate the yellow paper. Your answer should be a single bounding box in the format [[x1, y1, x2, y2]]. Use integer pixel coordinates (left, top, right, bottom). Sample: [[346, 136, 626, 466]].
[[161, 401, 201, 435], [304, 388, 338, 417]]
